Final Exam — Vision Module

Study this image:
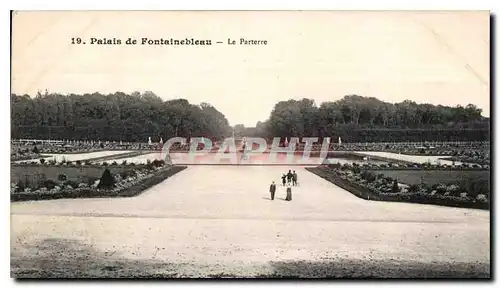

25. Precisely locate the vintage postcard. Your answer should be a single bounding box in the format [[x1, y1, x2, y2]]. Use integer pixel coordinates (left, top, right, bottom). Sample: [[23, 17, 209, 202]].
[[10, 10, 490, 279]]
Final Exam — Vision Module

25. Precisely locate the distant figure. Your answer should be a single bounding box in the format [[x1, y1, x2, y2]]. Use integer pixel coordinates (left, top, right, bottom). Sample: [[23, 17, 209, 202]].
[[286, 185, 292, 201], [292, 171, 298, 186], [269, 181, 276, 200], [286, 170, 293, 184], [281, 174, 286, 186]]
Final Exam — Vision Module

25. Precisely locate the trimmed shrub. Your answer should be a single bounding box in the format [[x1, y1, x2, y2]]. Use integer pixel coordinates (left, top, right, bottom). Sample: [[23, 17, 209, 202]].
[[15, 180, 25, 193], [391, 180, 400, 193], [39, 158, 46, 164], [408, 184, 419, 193], [42, 179, 57, 190], [63, 180, 79, 189], [476, 194, 487, 202], [57, 173, 67, 181], [360, 170, 376, 182], [87, 177, 99, 187], [119, 171, 129, 179], [352, 166, 361, 174], [328, 162, 342, 169], [97, 168, 115, 190], [120, 169, 137, 179]]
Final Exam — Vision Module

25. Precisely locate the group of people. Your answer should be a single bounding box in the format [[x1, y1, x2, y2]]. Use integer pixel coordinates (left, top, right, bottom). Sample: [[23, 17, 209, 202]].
[[281, 170, 298, 186], [268, 170, 299, 202]]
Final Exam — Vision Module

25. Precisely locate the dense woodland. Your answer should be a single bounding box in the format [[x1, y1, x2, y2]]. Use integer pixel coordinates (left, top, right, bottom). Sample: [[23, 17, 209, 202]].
[[11, 91, 231, 142], [238, 95, 489, 142], [11, 92, 490, 143]]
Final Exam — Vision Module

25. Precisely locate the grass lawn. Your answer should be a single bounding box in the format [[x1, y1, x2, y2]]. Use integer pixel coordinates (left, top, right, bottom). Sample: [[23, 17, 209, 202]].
[[11, 165, 143, 186], [367, 169, 490, 186]]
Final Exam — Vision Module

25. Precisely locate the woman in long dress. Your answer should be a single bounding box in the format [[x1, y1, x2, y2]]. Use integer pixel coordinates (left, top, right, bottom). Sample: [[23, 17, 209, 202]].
[[286, 185, 292, 201]]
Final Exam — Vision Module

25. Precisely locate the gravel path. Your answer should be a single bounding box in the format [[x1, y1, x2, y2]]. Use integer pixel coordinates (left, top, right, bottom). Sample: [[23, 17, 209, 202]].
[[11, 166, 490, 278]]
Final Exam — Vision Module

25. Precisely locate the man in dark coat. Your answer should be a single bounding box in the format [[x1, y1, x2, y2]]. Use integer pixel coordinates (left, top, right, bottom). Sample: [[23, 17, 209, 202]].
[[286, 170, 293, 184], [281, 174, 287, 186], [269, 181, 276, 200], [292, 171, 298, 186]]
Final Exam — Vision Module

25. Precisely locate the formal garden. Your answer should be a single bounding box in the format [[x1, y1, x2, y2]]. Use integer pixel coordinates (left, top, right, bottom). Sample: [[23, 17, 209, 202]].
[[306, 162, 490, 210], [11, 158, 187, 202]]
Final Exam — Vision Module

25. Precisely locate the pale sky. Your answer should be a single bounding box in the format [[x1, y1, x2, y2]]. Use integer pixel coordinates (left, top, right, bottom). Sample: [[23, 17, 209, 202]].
[[12, 11, 490, 126]]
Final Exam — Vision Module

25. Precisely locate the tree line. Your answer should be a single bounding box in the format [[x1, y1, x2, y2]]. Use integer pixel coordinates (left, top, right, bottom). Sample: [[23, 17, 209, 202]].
[[11, 92, 489, 142], [11, 91, 231, 142], [236, 95, 489, 142]]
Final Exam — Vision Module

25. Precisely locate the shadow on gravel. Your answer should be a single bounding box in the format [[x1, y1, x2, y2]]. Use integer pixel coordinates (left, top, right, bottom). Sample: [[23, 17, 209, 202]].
[[263, 259, 491, 279], [11, 238, 490, 279], [11, 238, 180, 278]]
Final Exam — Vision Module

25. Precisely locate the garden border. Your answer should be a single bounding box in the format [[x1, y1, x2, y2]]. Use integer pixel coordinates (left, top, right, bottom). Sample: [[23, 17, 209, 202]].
[[306, 166, 489, 210], [11, 165, 187, 202]]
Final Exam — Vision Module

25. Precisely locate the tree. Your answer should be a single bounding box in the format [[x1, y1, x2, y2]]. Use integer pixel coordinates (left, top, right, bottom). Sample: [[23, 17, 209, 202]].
[[392, 180, 400, 193], [97, 168, 115, 190]]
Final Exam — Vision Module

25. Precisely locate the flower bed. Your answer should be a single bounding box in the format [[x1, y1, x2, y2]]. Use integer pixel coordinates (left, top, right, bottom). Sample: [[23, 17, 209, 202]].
[[11, 165, 187, 202], [13, 158, 150, 168], [440, 156, 490, 166], [10, 154, 42, 161], [326, 161, 488, 171], [396, 149, 490, 164], [76, 151, 155, 163], [307, 165, 489, 210]]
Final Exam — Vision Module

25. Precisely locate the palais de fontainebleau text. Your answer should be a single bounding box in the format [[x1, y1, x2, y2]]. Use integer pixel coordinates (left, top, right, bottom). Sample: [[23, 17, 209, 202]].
[[71, 37, 268, 46]]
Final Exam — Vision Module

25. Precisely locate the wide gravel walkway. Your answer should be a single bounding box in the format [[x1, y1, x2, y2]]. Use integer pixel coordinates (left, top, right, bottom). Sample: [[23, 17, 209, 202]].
[[11, 166, 490, 278]]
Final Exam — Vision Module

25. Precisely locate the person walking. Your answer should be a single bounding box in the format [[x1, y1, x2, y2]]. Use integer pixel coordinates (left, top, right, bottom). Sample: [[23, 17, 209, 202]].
[[281, 174, 287, 186], [286, 185, 292, 201], [286, 170, 293, 185], [269, 181, 276, 200], [292, 171, 298, 186]]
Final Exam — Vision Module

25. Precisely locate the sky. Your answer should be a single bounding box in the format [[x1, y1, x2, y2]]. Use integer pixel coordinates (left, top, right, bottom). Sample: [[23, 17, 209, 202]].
[[12, 11, 490, 127]]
